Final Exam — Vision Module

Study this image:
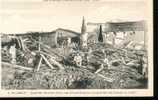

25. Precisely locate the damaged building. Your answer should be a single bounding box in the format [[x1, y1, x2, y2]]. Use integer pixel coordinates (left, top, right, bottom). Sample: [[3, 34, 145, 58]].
[[40, 28, 80, 48], [87, 20, 146, 50], [1, 19, 148, 89]]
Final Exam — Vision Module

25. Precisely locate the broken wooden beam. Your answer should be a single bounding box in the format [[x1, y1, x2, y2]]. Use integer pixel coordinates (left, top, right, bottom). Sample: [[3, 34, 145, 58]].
[[49, 58, 64, 70], [30, 38, 65, 58], [97, 73, 114, 83], [76, 67, 114, 83], [42, 47, 65, 58], [95, 64, 104, 74], [40, 54, 55, 70], [2, 62, 33, 71], [19, 37, 25, 51], [33, 50, 64, 70], [41, 52, 64, 69], [34, 51, 55, 59]]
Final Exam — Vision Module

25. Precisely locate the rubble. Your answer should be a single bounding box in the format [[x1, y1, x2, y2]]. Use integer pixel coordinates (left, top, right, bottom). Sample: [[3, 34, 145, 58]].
[[1, 34, 148, 89]]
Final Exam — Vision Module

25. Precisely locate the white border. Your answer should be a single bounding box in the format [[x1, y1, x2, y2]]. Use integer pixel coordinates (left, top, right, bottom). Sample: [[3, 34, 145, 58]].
[[0, 0, 153, 97]]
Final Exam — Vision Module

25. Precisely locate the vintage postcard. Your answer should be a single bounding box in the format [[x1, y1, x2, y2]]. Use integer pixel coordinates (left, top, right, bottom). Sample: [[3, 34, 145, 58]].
[[0, 0, 153, 97]]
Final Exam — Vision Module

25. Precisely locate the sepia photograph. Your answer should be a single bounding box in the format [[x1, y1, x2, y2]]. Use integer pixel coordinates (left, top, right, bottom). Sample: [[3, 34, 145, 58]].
[[0, 0, 153, 97]]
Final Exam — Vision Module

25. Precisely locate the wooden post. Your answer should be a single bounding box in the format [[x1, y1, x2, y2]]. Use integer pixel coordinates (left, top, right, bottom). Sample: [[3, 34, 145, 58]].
[[38, 34, 41, 51], [144, 31, 146, 49], [55, 31, 58, 47], [36, 56, 42, 71]]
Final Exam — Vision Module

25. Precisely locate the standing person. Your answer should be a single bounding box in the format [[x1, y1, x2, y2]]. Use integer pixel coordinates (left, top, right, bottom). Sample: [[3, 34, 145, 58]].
[[137, 54, 143, 75], [103, 53, 110, 69], [108, 32, 116, 45], [142, 63, 147, 78], [86, 47, 92, 65], [142, 55, 148, 78], [112, 32, 116, 45], [74, 53, 82, 67], [86, 54, 90, 65], [88, 47, 92, 54], [67, 38, 71, 47], [9, 44, 16, 64], [95, 53, 110, 74], [84, 53, 90, 66]]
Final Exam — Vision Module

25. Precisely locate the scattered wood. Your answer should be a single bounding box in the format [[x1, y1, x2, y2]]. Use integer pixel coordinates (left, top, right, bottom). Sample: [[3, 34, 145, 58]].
[[40, 54, 55, 70], [1, 34, 147, 89], [2, 62, 33, 71], [95, 64, 104, 74], [19, 37, 25, 51], [42, 46, 65, 58], [34, 51, 64, 70], [97, 73, 114, 83], [76, 67, 114, 83], [49, 57, 65, 70], [34, 51, 55, 59], [31, 38, 65, 58]]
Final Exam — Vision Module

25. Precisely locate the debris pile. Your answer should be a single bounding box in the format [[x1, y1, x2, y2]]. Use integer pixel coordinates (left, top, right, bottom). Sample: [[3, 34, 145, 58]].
[[1, 34, 148, 89]]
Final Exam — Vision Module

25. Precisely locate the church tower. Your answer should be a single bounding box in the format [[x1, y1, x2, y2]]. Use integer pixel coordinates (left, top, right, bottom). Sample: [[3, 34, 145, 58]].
[[80, 16, 88, 48], [81, 16, 86, 34]]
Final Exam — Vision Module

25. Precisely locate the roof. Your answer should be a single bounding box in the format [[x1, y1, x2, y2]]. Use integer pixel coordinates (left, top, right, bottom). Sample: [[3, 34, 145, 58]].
[[106, 20, 145, 25], [88, 34, 96, 40], [52, 28, 80, 35], [105, 20, 146, 32], [2, 28, 81, 36]]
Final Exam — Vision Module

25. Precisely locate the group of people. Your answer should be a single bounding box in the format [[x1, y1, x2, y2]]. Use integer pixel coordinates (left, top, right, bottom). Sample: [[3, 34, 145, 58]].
[[73, 48, 147, 78], [73, 47, 92, 67], [73, 48, 111, 74]]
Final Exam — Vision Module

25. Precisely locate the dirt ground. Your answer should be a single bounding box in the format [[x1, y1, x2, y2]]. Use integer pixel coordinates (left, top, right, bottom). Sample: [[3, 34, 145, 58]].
[[1, 36, 148, 89], [1, 62, 147, 89]]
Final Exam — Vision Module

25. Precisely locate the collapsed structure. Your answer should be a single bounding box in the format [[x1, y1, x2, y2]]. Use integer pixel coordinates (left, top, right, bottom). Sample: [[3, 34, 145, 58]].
[[1, 18, 148, 89]]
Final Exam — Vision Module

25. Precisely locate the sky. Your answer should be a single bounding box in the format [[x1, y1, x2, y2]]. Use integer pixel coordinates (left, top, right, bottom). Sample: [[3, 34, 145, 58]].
[[0, 0, 148, 33]]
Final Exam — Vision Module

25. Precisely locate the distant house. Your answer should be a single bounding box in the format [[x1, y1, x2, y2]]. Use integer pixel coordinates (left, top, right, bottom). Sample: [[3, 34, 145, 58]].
[[2, 28, 81, 50], [87, 33, 97, 44], [39, 28, 80, 47]]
